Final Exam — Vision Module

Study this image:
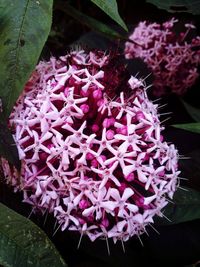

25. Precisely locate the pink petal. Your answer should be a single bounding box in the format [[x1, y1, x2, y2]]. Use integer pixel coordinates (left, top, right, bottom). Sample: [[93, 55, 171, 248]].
[[122, 188, 134, 201], [137, 169, 147, 183], [41, 118, 49, 133], [123, 165, 135, 176], [41, 131, 53, 142], [133, 214, 143, 224], [101, 201, 116, 211], [143, 195, 157, 205], [41, 100, 50, 113], [69, 215, 79, 226], [73, 193, 83, 206], [62, 150, 70, 165], [35, 184, 42, 197], [117, 220, 127, 231], [126, 203, 139, 213], [82, 206, 95, 217], [48, 190, 58, 200], [109, 188, 120, 201], [118, 141, 128, 154]]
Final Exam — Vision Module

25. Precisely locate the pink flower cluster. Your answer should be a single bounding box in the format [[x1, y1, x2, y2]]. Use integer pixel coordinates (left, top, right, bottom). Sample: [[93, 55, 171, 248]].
[[2, 49, 180, 243], [125, 18, 200, 96]]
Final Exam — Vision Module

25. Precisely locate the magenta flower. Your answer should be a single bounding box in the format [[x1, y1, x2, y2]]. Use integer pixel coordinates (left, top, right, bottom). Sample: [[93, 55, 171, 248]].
[[1, 49, 180, 243], [125, 18, 200, 96]]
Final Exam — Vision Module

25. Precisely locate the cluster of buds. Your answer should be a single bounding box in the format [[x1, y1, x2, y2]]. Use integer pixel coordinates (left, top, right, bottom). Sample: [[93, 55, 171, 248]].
[[1, 49, 180, 243], [125, 18, 200, 96]]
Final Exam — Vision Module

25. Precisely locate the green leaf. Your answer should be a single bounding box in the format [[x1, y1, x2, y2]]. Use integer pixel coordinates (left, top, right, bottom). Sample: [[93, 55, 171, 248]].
[[90, 0, 128, 31], [172, 123, 200, 134], [158, 187, 200, 225], [0, 119, 20, 170], [146, 0, 200, 14], [179, 149, 200, 192], [0, 0, 53, 117], [181, 100, 200, 122], [0, 203, 67, 267], [56, 2, 125, 40]]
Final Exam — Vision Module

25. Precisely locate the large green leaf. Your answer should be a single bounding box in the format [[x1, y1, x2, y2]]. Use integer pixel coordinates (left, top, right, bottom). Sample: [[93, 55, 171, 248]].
[[157, 187, 200, 225], [56, 2, 125, 40], [181, 100, 200, 122], [90, 0, 128, 31], [0, 0, 53, 117], [172, 122, 200, 134], [147, 0, 200, 14], [0, 119, 20, 170], [0, 203, 67, 267]]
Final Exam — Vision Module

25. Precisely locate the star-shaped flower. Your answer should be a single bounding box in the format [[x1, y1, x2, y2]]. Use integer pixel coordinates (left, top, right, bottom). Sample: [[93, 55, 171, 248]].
[[108, 188, 138, 217], [24, 131, 53, 161], [81, 68, 104, 92], [82, 187, 116, 219]]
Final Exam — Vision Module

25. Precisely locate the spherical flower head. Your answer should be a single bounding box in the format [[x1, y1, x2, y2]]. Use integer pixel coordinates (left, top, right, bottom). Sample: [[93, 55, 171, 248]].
[[1, 49, 180, 243], [125, 18, 200, 96]]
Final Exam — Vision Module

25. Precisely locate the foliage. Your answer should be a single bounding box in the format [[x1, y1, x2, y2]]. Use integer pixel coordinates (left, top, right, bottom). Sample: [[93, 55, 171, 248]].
[[172, 122, 200, 134], [146, 0, 200, 14], [0, 203, 67, 267], [0, 0, 53, 118], [56, 1, 125, 40], [0, 119, 20, 170], [157, 187, 200, 225], [90, 0, 128, 31], [0, 0, 53, 165], [181, 100, 200, 122]]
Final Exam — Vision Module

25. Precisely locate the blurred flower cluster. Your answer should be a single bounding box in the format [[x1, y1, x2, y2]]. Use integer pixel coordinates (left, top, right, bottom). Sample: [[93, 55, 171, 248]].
[[125, 18, 200, 96]]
